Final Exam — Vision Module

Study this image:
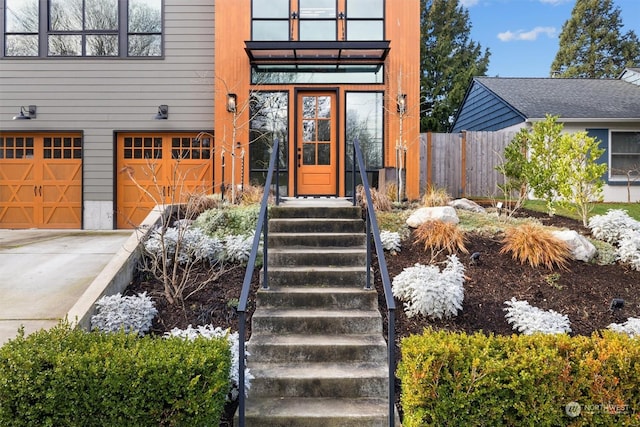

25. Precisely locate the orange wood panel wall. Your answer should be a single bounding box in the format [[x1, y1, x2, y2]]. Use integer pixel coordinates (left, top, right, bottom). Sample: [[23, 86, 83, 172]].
[[214, 0, 421, 200]]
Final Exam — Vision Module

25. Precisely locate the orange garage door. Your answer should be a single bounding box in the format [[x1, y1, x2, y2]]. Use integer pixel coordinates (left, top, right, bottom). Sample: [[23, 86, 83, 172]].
[[116, 133, 213, 229], [0, 133, 82, 229]]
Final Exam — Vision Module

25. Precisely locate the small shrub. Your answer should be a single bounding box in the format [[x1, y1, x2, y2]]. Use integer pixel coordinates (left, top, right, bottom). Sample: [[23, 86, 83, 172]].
[[500, 223, 570, 270], [0, 323, 231, 427], [385, 182, 399, 202], [239, 184, 266, 205], [588, 209, 640, 244], [413, 220, 467, 257], [165, 324, 254, 401], [91, 292, 157, 335], [380, 230, 401, 254], [356, 185, 392, 212], [376, 210, 411, 239], [616, 230, 640, 271], [193, 205, 260, 239], [223, 234, 255, 264], [186, 192, 223, 215], [421, 185, 451, 207], [504, 297, 571, 335], [392, 255, 465, 319], [590, 238, 618, 265], [144, 226, 223, 266]]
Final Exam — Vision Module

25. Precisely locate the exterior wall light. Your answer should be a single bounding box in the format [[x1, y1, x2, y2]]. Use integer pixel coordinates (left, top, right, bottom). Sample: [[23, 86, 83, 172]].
[[397, 94, 407, 114], [13, 105, 37, 120], [227, 93, 237, 113], [154, 105, 169, 120]]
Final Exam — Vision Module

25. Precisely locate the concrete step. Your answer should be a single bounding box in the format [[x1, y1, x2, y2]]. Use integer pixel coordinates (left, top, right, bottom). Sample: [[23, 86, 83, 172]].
[[268, 218, 364, 233], [270, 205, 361, 220], [248, 362, 389, 398], [268, 247, 367, 267], [256, 287, 378, 310], [247, 333, 388, 363], [267, 266, 367, 287], [268, 232, 366, 248], [237, 397, 398, 427], [251, 308, 383, 335]]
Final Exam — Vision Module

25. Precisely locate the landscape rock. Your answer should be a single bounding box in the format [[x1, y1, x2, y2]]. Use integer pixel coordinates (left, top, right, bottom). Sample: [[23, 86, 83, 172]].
[[449, 198, 486, 213], [406, 206, 459, 228], [551, 230, 597, 262]]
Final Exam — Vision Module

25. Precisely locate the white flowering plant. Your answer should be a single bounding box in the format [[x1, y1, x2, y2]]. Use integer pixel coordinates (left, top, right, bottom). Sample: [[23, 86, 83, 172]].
[[91, 292, 157, 336], [392, 255, 465, 319], [503, 297, 571, 335], [380, 230, 401, 255], [608, 317, 640, 337], [165, 324, 253, 401]]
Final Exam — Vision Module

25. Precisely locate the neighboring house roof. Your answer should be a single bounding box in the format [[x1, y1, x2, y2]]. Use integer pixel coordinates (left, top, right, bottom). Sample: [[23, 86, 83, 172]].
[[451, 74, 640, 132]]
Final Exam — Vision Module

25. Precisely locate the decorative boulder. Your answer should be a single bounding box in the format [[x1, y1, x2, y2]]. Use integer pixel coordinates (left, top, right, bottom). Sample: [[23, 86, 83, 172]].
[[406, 206, 459, 228], [448, 198, 486, 214], [551, 230, 597, 262]]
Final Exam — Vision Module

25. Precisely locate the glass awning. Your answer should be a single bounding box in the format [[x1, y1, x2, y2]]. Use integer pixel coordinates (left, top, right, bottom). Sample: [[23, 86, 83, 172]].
[[244, 40, 390, 71]]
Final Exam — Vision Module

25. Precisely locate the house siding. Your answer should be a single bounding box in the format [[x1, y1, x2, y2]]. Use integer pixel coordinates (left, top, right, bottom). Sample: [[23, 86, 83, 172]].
[[0, 0, 215, 229], [451, 81, 525, 132]]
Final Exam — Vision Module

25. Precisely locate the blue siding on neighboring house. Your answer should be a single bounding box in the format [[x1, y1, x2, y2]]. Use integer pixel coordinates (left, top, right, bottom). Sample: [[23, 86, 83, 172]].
[[451, 80, 525, 132], [587, 128, 609, 183]]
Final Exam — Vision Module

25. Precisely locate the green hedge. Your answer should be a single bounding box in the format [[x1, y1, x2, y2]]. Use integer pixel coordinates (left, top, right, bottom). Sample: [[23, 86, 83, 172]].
[[398, 330, 640, 426], [0, 324, 231, 427]]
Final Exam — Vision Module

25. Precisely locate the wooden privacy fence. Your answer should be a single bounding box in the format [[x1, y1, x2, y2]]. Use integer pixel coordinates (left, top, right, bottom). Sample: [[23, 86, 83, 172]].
[[418, 131, 518, 199]]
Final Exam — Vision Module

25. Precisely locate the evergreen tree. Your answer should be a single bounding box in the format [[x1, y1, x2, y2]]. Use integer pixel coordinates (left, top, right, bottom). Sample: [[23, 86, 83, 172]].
[[551, 0, 640, 78], [420, 0, 490, 132]]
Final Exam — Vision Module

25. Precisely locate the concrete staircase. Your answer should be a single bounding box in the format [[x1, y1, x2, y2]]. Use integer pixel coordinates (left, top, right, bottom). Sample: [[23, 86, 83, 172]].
[[237, 198, 399, 426]]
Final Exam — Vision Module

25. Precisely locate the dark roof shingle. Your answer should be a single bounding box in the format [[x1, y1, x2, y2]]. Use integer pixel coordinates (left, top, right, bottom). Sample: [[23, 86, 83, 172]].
[[475, 77, 640, 119]]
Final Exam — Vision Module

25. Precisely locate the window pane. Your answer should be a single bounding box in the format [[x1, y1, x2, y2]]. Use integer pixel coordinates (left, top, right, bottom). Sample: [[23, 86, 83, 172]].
[[299, 0, 336, 18], [5, 35, 38, 56], [48, 34, 82, 55], [87, 35, 118, 56], [6, 0, 39, 32], [253, 67, 384, 84], [253, 0, 289, 18], [611, 132, 640, 179], [318, 120, 331, 141], [128, 35, 161, 56], [50, 0, 83, 31], [252, 21, 289, 41], [85, 0, 118, 30], [317, 143, 330, 165], [299, 21, 336, 40], [347, 21, 383, 40], [250, 92, 289, 170], [303, 143, 316, 164], [318, 96, 331, 118], [347, 0, 383, 18], [303, 120, 316, 142], [129, 0, 161, 33], [345, 92, 383, 171]]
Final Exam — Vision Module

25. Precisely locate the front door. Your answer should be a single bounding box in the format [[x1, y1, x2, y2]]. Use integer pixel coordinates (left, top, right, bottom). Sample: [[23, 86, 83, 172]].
[[297, 92, 337, 195]]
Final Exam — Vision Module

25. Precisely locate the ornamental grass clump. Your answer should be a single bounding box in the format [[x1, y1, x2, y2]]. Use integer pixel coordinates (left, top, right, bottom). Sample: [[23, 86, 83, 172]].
[[356, 185, 392, 212], [392, 255, 465, 319], [414, 220, 467, 259], [421, 185, 451, 207], [504, 297, 571, 335], [500, 223, 570, 270]]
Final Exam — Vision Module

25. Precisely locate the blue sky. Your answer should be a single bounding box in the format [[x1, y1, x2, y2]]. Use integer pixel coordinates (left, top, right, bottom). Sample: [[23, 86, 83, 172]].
[[460, 0, 640, 77]]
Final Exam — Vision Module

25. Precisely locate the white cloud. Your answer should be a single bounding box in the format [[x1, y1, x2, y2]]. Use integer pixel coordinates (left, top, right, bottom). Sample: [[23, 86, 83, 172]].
[[497, 26, 557, 42], [459, 0, 480, 7]]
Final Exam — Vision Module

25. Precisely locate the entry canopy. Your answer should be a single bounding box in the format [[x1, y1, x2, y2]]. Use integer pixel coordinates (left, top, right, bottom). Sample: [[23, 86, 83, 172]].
[[245, 40, 390, 72]]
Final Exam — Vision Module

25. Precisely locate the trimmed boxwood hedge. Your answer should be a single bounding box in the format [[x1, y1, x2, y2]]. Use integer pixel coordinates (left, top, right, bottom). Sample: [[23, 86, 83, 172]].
[[398, 329, 640, 426], [0, 323, 231, 427]]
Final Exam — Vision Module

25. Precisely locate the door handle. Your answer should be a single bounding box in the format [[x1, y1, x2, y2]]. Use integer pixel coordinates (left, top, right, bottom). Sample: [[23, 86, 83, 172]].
[[39, 186, 42, 196], [297, 153, 301, 167], [34, 186, 37, 196]]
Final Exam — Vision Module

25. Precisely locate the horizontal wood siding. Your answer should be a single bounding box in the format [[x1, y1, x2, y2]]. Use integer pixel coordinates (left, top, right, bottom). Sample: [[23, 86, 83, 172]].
[[0, 0, 215, 204], [452, 81, 524, 132]]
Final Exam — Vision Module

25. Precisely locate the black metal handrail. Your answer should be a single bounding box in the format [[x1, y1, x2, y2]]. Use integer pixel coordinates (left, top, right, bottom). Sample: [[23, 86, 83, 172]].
[[237, 137, 279, 427], [352, 138, 397, 427]]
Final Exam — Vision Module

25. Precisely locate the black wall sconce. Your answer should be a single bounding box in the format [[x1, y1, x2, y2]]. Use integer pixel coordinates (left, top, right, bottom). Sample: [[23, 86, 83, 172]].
[[13, 105, 37, 120], [397, 94, 407, 114], [227, 93, 237, 113], [154, 105, 169, 120]]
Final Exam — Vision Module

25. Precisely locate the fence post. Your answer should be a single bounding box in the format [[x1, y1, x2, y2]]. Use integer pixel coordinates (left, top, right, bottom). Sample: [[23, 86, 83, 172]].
[[460, 131, 467, 197], [426, 131, 432, 189]]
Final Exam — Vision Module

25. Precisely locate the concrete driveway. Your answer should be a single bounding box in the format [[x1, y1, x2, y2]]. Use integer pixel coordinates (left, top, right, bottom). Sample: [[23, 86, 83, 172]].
[[0, 229, 132, 346]]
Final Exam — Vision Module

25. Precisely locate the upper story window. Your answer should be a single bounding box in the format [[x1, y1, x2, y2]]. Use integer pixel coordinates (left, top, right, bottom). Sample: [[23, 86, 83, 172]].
[[3, 0, 162, 58], [251, 0, 384, 41]]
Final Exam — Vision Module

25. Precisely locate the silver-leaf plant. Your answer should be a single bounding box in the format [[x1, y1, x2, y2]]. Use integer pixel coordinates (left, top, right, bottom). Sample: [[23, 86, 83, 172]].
[[91, 292, 158, 336], [504, 297, 571, 335], [392, 255, 465, 319], [380, 230, 402, 255], [608, 317, 640, 337], [588, 209, 640, 245]]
